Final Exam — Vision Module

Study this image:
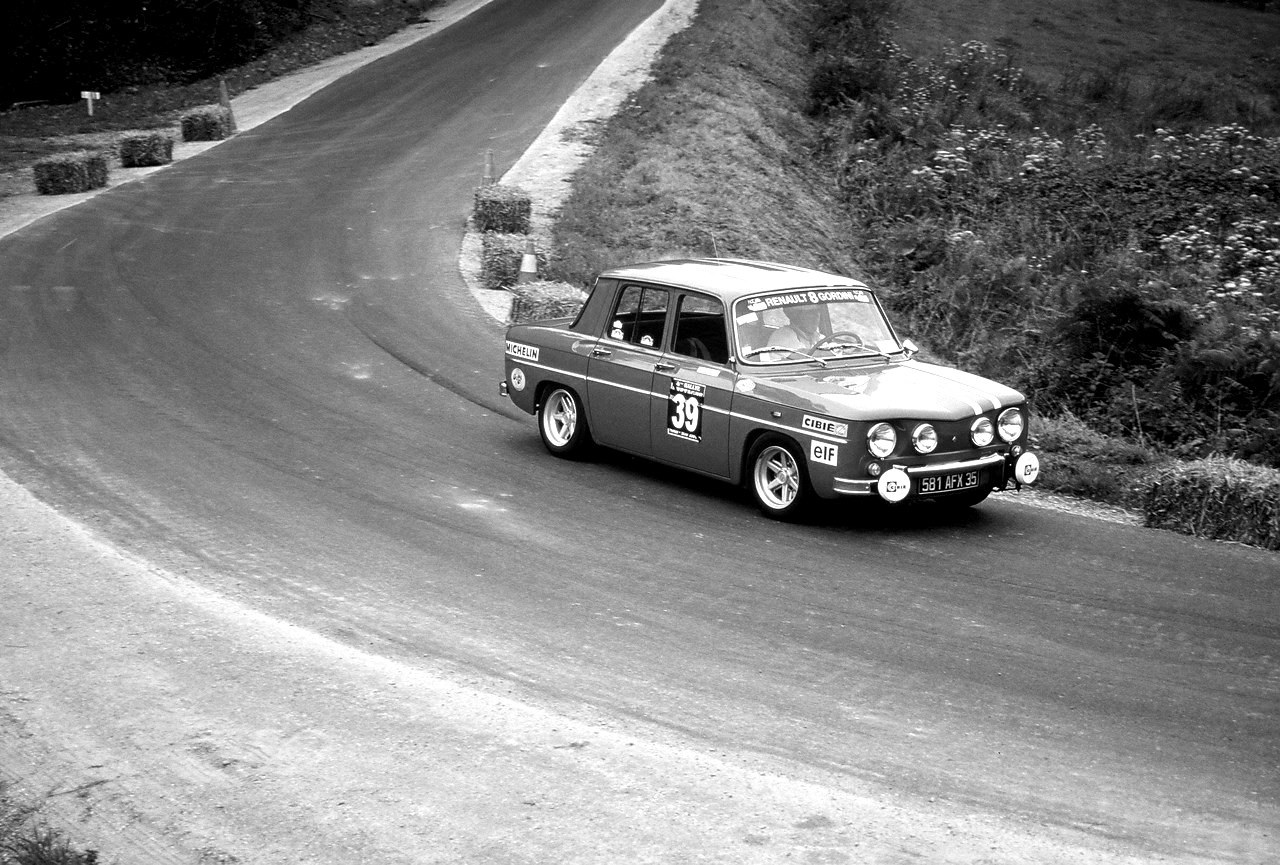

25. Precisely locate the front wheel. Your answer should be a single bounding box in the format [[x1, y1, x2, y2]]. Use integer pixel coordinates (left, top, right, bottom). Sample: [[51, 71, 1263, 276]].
[[748, 436, 811, 520], [538, 386, 592, 458]]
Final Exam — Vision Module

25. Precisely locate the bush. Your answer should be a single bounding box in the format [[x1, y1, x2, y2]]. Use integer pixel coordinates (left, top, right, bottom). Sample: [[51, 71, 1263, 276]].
[[1031, 412, 1159, 507], [1145, 457, 1280, 549], [32, 151, 109, 195], [480, 232, 545, 290], [119, 132, 174, 167], [3, 825, 99, 864], [473, 184, 532, 233], [508, 280, 587, 325], [180, 105, 235, 141]]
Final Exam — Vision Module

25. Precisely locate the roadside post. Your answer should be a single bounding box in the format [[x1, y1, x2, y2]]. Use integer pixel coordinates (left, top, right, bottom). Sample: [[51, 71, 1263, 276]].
[[218, 79, 238, 133], [80, 91, 100, 116]]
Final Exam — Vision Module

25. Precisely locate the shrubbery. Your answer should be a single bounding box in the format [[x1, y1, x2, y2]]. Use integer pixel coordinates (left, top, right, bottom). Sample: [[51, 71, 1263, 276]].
[[1, 780, 97, 865], [807, 2, 1280, 467], [32, 151, 109, 194], [4, 1, 437, 109]]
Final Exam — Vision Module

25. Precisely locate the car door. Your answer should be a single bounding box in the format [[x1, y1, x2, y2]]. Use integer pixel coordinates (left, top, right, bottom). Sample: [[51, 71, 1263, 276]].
[[586, 283, 669, 454], [650, 292, 733, 477]]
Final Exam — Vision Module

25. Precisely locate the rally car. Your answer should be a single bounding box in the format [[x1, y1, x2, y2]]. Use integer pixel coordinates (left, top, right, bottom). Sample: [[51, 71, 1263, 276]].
[[500, 258, 1040, 519]]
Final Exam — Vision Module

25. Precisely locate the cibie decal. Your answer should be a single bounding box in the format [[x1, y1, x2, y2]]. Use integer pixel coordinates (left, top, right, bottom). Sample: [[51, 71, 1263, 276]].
[[667, 379, 705, 442], [505, 340, 539, 362], [809, 440, 839, 467], [509, 368, 526, 392], [802, 414, 848, 439]]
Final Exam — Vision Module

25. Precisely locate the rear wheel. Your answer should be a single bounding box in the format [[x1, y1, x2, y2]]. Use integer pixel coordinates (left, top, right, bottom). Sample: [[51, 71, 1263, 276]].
[[538, 387, 591, 458], [748, 436, 810, 520]]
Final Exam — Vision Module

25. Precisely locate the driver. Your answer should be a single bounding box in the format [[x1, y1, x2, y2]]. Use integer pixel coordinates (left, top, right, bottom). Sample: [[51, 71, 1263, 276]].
[[768, 303, 824, 351]]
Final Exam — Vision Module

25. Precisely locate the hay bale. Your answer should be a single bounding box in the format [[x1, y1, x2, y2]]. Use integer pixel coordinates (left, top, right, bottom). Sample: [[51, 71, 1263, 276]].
[[508, 280, 587, 325], [473, 183, 532, 234], [32, 150, 109, 195], [480, 232, 548, 290], [1144, 457, 1280, 550], [119, 132, 174, 167], [181, 105, 235, 141]]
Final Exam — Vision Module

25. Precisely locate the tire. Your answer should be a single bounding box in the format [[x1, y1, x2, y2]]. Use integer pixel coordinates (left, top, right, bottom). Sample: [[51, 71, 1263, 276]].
[[747, 436, 811, 520], [538, 386, 592, 458]]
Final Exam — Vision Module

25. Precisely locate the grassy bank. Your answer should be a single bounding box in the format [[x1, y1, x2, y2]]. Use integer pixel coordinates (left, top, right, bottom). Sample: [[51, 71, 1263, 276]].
[[0, 0, 442, 187], [542, 0, 1280, 531]]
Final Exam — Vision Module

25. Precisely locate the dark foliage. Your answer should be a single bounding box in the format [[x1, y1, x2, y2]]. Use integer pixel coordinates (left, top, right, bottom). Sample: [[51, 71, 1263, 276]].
[[1, 1, 429, 109], [3, 824, 99, 865], [807, 1, 1280, 465]]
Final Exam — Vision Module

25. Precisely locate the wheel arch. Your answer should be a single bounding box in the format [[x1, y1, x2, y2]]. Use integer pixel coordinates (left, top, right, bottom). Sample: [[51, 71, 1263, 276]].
[[739, 428, 800, 485], [535, 378, 579, 412]]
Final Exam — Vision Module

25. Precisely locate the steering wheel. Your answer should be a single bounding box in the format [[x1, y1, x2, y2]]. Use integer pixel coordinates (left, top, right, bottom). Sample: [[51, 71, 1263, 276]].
[[812, 330, 865, 352]]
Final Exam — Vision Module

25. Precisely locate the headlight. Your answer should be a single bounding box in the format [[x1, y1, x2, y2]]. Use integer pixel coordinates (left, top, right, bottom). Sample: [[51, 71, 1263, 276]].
[[911, 423, 937, 454], [970, 416, 994, 447], [998, 407, 1025, 443], [867, 422, 897, 458]]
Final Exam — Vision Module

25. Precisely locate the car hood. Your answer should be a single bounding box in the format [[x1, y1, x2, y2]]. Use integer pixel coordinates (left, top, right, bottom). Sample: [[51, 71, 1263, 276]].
[[741, 359, 1024, 421]]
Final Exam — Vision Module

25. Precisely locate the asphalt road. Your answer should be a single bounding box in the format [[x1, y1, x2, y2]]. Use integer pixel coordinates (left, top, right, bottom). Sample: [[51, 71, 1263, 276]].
[[1, 0, 1277, 861]]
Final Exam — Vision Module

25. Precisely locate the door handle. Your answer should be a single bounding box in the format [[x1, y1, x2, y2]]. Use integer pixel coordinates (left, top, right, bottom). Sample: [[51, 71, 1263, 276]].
[[590, 347, 613, 358], [654, 362, 676, 373]]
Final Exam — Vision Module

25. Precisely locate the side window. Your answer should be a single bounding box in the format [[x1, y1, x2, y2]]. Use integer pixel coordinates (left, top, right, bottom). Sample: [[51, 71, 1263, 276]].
[[607, 285, 669, 349], [672, 294, 729, 364]]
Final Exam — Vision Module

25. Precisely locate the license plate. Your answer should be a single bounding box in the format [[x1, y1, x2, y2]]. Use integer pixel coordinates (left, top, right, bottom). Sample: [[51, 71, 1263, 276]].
[[918, 470, 979, 495]]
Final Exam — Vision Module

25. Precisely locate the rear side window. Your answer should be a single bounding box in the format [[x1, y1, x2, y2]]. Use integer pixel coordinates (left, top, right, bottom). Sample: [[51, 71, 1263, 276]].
[[671, 294, 729, 364], [607, 285, 669, 349]]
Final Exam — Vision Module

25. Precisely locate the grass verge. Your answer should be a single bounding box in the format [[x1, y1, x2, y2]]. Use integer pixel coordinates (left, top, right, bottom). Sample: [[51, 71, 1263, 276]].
[[539, 0, 1280, 547], [0, 1, 443, 192]]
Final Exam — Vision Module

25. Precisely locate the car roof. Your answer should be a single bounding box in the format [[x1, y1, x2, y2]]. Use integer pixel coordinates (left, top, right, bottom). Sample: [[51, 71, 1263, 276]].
[[600, 258, 869, 302]]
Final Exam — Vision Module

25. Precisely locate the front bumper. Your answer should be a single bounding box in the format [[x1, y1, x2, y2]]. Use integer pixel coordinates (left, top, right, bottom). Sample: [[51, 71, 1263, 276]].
[[833, 450, 1039, 501]]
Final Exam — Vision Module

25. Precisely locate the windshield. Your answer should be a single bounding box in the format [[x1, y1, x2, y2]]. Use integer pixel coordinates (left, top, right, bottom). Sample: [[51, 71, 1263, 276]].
[[733, 287, 900, 365]]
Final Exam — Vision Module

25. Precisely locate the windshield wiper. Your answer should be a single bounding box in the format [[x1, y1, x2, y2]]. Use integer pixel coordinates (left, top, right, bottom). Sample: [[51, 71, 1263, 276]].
[[741, 345, 827, 367]]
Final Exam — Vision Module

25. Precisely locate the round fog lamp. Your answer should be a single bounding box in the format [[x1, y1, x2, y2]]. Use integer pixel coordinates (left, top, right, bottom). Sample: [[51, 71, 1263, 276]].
[[1015, 452, 1040, 486], [877, 467, 911, 503]]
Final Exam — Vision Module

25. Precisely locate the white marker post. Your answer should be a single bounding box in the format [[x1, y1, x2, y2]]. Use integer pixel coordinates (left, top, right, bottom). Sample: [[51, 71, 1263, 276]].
[[80, 91, 100, 116]]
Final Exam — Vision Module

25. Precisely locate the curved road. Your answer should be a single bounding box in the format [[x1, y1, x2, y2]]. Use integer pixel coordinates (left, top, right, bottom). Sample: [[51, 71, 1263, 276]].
[[1, 1, 1276, 862]]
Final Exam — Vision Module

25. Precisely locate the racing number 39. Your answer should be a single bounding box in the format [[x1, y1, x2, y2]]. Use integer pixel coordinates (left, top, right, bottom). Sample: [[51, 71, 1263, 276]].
[[668, 379, 706, 442]]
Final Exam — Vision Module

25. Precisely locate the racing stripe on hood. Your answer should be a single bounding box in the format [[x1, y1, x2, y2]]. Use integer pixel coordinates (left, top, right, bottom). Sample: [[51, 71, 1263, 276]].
[[913, 363, 1006, 413]]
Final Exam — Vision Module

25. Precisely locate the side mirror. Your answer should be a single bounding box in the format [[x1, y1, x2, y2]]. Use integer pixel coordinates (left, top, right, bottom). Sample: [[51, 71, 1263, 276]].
[[901, 338, 919, 357]]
